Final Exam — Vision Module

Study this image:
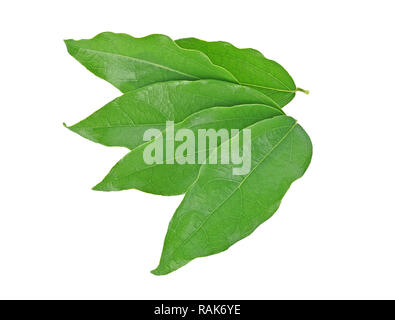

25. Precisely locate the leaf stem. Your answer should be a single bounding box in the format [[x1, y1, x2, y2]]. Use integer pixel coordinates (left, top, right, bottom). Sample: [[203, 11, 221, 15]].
[[296, 87, 310, 95]]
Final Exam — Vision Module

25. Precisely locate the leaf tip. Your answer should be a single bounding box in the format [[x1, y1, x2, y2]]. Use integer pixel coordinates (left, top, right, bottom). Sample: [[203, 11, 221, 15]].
[[63, 39, 71, 49], [64, 39, 78, 55], [151, 261, 177, 276], [63, 122, 78, 134], [92, 182, 104, 191], [63, 38, 74, 45], [150, 268, 160, 276], [151, 267, 166, 276], [92, 179, 116, 192]]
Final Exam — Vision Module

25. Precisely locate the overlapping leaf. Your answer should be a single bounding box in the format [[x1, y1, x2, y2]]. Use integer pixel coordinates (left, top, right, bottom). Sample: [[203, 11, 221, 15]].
[[176, 38, 307, 106], [65, 80, 279, 149], [93, 104, 284, 195], [65, 32, 306, 108], [152, 116, 312, 275], [65, 32, 237, 93]]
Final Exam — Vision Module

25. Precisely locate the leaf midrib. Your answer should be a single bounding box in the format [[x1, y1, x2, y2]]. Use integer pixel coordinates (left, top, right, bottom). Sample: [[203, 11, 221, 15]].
[[71, 45, 200, 80], [72, 104, 283, 130]]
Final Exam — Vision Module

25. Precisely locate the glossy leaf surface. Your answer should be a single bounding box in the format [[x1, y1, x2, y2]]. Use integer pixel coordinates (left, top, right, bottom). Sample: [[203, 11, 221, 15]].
[[152, 116, 312, 275], [93, 104, 284, 195], [65, 80, 279, 149], [65, 32, 237, 93], [176, 38, 303, 107]]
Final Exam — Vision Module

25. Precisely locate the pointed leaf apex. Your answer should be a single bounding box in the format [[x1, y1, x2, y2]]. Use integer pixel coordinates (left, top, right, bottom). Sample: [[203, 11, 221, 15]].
[[92, 182, 104, 191]]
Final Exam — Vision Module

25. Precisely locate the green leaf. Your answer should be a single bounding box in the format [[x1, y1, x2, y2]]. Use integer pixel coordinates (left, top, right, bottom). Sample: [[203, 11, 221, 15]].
[[65, 80, 279, 149], [93, 104, 284, 195], [152, 116, 312, 275], [64, 32, 237, 93], [176, 38, 307, 107]]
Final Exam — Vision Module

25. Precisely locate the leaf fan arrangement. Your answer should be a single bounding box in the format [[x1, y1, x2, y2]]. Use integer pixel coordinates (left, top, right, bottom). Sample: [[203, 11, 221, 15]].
[[64, 32, 312, 275]]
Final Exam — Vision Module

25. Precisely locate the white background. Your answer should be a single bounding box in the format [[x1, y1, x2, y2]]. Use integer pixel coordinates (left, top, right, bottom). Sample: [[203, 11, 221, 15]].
[[1, 0, 394, 299]]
